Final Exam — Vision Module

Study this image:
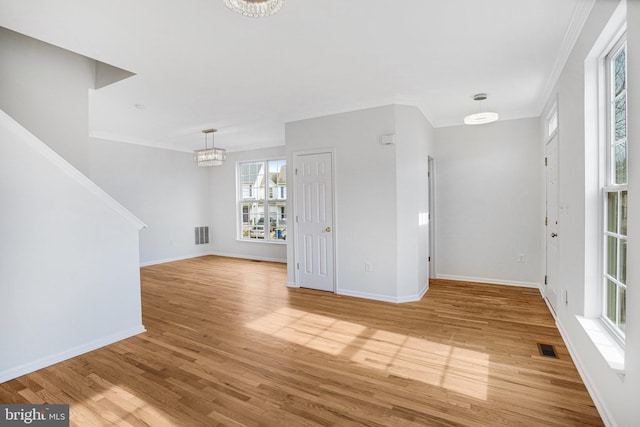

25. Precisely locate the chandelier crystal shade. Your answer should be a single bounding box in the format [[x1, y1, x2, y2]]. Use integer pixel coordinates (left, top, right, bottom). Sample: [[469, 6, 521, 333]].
[[224, 0, 284, 18], [194, 128, 226, 167], [464, 93, 499, 125]]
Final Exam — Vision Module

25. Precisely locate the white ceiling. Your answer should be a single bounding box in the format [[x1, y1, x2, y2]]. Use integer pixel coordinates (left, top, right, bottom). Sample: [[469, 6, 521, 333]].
[[0, 0, 593, 152]]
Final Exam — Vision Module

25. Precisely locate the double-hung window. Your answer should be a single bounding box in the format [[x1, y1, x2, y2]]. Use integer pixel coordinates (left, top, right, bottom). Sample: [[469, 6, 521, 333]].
[[238, 159, 287, 242], [603, 36, 627, 339]]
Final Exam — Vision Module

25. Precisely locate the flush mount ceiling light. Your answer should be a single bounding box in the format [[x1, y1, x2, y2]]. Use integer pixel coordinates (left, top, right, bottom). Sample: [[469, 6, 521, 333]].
[[224, 0, 284, 17], [464, 93, 499, 125], [194, 128, 227, 167]]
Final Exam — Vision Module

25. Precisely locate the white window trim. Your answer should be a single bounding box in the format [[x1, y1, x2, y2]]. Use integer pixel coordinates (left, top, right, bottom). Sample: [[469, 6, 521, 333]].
[[601, 35, 627, 344], [236, 158, 287, 244], [580, 0, 626, 373]]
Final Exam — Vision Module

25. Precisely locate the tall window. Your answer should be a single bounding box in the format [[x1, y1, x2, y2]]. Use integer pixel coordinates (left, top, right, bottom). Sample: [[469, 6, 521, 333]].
[[238, 159, 286, 242], [603, 37, 627, 338]]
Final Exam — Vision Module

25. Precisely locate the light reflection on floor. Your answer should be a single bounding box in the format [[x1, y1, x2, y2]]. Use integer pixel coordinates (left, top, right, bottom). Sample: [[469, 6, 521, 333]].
[[247, 307, 489, 400]]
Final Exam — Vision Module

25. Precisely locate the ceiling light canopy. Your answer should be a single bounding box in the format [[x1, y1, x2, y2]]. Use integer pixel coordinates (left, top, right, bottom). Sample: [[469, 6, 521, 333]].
[[464, 93, 499, 125], [194, 129, 227, 167], [224, 0, 284, 18]]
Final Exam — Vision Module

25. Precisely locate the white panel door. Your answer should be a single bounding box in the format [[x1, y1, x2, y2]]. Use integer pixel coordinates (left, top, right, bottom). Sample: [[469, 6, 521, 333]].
[[295, 152, 334, 292], [545, 136, 559, 314]]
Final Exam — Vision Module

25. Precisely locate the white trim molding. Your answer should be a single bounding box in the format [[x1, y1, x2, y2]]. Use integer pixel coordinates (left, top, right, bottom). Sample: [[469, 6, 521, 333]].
[[536, 0, 597, 115], [0, 326, 146, 384], [1, 110, 147, 231], [208, 251, 286, 264], [337, 284, 428, 304], [556, 320, 619, 427], [141, 253, 286, 267], [436, 274, 541, 289]]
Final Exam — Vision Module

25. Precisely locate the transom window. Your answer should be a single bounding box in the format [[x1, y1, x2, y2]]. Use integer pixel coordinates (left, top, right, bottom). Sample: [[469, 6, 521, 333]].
[[238, 159, 286, 242], [603, 37, 627, 339]]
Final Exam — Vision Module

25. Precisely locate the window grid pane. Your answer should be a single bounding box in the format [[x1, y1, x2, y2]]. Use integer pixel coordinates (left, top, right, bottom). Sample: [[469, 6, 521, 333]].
[[239, 159, 286, 242], [268, 159, 286, 201], [619, 287, 626, 332], [614, 47, 625, 97], [607, 192, 618, 233], [606, 280, 617, 324], [606, 235, 618, 279], [620, 190, 628, 235], [602, 39, 627, 339], [620, 239, 627, 284], [241, 202, 265, 239], [614, 140, 627, 184]]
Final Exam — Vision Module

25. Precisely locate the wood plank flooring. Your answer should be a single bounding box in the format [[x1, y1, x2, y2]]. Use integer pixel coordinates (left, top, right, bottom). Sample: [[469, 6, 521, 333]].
[[0, 256, 603, 426]]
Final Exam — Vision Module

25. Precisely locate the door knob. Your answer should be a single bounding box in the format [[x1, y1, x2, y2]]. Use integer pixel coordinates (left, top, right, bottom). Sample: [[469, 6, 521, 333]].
[[551, 232, 558, 238], [325, 227, 332, 232]]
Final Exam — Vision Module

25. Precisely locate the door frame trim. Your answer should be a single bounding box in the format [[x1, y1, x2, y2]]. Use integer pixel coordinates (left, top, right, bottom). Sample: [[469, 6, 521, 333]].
[[428, 156, 436, 279], [292, 148, 337, 292]]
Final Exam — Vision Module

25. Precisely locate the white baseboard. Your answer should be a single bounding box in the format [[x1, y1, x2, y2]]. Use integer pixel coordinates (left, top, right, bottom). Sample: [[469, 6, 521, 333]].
[[141, 252, 287, 267], [286, 282, 299, 288], [0, 325, 146, 384], [555, 320, 617, 427], [140, 253, 208, 267], [207, 251, 286, 263], [436, 274, 541, 289], [337, 284, 427, 304]]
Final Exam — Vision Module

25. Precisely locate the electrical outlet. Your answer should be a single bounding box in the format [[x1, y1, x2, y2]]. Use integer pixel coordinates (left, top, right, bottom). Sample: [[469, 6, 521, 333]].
[[518, 253, 525, 263], [365, 262, 373, 272]]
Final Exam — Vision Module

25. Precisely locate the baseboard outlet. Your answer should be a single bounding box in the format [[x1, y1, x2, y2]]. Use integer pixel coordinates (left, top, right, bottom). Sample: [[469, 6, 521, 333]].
[[0, 325, 146, 384], [556, 320, 617, 427], [436, 274, 541, 289]]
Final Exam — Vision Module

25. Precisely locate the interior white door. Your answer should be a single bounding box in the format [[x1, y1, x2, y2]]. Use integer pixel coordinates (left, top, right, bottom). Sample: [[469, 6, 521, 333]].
[[294, 152, 334, 292], [545, 135, 559, 314]]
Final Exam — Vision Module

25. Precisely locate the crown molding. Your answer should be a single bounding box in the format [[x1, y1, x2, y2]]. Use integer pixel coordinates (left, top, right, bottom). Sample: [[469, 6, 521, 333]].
[[536, 0, 597, 115]]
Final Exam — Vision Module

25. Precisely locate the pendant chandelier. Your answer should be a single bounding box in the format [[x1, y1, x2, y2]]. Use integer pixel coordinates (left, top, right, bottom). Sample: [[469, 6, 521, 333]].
[[224, 0, 284, 18], [464, 93, 499, 125], [194, 128, 227, 167]]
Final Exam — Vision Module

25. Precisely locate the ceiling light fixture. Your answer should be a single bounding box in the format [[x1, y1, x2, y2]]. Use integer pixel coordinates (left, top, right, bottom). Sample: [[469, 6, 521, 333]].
[[464, 93, 499, 125], [194, 128, 227, 167], [224, 0, 284, 17]]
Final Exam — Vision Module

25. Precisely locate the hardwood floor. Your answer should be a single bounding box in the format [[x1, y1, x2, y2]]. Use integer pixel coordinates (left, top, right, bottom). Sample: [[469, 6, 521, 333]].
[[1, 256, 602, 426]]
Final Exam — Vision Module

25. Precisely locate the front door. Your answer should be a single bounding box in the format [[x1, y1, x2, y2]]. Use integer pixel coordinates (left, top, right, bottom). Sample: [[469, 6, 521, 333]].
[[545, 135, 559, 314], [294, 152, 335, 292]]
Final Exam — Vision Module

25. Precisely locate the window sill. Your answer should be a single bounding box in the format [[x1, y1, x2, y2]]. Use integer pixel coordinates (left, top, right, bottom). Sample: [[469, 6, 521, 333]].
[[576, 316, 625, 374]]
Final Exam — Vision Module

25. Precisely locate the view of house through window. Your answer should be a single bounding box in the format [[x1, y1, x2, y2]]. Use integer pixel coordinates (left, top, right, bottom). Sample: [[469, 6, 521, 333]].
[[238, 159, 286, 242], [603, 37, 627, 338]]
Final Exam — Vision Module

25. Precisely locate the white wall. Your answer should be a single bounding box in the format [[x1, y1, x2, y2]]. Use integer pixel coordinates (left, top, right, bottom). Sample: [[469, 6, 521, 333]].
[[542, 1, 640, 425], [624, 0, 640, 421], [0, 111, 145, 382], [90, 138, 212, 265], [434, 118, 544, 287], [0, 27, 94, 175], [395, 105, 435, 299], [286, 106, 397, 299], [286, 105, 435, 302], [208, 146, 287, 262]]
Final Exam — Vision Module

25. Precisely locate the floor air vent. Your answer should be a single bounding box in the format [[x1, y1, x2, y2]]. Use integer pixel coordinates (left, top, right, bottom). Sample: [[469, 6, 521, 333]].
[[195, 226, 209, 245], [537, 343, 558, 358]]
